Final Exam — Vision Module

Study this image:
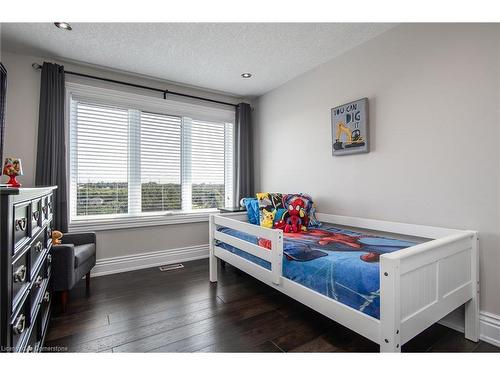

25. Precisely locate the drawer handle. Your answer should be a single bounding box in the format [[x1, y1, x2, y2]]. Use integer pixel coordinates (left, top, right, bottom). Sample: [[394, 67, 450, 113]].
[[43, 291, 50, 303], [26, 345, 34, 353], [33, 211, 40, 221], [15, 217, 27, 232], [34, 275, 43, 288], [13, 265, 27, 283], [47, 254, 52, 263], [13, 314, 26, 335], [42, 206, 48, 215], [34, 241, 43, 253]]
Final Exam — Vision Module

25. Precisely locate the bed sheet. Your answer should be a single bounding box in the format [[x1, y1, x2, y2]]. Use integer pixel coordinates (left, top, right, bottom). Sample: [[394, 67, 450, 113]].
[[216, 224, 419, 319]]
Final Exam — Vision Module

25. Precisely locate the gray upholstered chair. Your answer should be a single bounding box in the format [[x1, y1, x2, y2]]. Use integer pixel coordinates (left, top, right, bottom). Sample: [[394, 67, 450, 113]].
[[51, 232, 96, 312]]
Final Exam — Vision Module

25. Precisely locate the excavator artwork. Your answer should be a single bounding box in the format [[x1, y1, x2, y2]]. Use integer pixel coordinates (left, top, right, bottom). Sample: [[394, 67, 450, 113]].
[[333, 121, 365, 150]]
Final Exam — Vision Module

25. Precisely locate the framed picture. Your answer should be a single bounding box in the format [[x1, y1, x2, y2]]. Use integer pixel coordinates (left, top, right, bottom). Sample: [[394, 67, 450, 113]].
[[331, 97, 369, 156]]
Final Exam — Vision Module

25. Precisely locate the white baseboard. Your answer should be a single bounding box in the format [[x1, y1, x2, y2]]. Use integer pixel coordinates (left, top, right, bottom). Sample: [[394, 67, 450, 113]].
[[91, 244, 209, 277], [440, 309, 500, 348], [479, 312, 500, 347]]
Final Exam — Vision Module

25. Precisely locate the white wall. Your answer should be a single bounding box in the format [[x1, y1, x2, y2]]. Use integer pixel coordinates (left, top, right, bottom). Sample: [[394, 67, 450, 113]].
[[254, 24, 500, 316], [2, 52, 40, 184], [0, 50, 243, 262]]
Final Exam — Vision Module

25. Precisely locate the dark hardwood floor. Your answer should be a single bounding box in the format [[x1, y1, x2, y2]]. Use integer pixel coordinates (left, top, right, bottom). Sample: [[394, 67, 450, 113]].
[[44, 259, 500, 353]]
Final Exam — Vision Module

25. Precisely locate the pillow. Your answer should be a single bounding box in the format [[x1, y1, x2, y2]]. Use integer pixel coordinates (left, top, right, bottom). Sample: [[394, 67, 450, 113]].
[[242, 198, 260, 225], [257, 192, 320, 231], [256, 192, 284, 228], [308, 203, 321, 228]]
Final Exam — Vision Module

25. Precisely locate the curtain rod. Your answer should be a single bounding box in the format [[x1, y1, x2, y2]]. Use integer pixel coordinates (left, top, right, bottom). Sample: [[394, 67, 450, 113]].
[[32, 63, 239, 109]]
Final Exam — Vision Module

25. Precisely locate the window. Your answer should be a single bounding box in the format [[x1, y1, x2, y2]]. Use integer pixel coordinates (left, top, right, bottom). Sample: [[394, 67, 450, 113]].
[[72, 102, 129, 217], [68, 84, 235, 224], [140, 111, 182, 213]]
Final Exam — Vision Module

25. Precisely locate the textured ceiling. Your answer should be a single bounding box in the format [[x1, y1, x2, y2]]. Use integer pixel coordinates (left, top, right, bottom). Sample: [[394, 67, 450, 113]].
[[1, 23, 395, 97]]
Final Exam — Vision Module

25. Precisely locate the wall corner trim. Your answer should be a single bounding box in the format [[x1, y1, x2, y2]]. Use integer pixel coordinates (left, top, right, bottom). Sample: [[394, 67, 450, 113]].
[[91, 244, 209, 277]]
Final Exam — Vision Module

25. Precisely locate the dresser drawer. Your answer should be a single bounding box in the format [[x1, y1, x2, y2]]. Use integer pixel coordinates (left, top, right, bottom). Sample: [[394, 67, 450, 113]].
[[10, 297, 31, 352], [30, 230, 47, 278], [46, 250, 53, 279], [30, 272, 47, 314], [11, 248, 30, 307], [28, 276, 50, 352], [24, 314, 41, 353], [45, 194, 54, 220], [13, 202, 31, 253], [31, 198, 43, 236], [30, 254, 51, 315], [45, 223, 53, 248], [39, 289, 51, 340], [41, 195, 50, 222]]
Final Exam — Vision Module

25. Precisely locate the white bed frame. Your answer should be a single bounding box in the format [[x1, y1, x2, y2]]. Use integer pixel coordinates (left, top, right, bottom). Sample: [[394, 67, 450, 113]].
[[208, 212, 479, 352]]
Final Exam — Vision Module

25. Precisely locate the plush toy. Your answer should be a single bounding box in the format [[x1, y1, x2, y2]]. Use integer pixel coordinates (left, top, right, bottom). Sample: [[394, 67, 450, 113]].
[[52, 230, 63, 245], [261, 209, 276, 228], [272, 208, 288, 230], [284, 198, 306, 233], [282, 194, 312, 230]]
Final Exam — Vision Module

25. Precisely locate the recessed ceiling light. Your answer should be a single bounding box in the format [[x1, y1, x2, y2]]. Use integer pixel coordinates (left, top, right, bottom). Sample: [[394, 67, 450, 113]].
[[54, 22, 72, 31], [241, 73, 252, 78]]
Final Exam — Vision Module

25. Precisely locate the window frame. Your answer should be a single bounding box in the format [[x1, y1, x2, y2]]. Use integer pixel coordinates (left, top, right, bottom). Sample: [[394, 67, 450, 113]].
[[65, 82, 236, 231]]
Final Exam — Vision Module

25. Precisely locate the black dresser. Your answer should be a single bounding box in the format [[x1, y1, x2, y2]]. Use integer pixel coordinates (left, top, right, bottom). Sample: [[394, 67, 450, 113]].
[[0, 186, 56, 352]]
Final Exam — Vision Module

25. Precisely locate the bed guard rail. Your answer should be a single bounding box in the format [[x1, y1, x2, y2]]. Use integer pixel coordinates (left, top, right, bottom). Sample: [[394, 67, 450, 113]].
[[209, 214, 284, 285]]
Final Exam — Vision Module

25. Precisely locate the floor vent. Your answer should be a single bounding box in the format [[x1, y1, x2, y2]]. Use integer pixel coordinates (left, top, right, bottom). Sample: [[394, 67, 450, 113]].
[[159, 263, 184, 271]]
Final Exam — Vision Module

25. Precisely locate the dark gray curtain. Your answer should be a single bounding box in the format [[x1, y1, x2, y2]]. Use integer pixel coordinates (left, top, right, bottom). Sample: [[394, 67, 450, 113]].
[[235, 103, 254, 203], [36, 62, 68, 232]]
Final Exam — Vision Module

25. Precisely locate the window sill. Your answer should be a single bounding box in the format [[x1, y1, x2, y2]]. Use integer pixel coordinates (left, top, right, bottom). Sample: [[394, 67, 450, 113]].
[[69, 211, 218, 232]]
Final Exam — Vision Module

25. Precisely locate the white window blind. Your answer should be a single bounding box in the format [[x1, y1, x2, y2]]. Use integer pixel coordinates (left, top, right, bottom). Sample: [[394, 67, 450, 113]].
[[190, 119, 227, 210], [69, 86, 235, 223], [71, 102, 129, 217], [140, 112, 182, 213]]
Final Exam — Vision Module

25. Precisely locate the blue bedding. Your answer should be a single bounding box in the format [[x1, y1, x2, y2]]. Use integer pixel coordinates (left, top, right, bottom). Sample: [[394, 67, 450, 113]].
[[217, 224, 419, 319]]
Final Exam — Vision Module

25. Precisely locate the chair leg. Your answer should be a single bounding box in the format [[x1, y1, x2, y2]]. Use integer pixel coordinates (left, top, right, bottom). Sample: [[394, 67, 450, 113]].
[[85, 272, 91, 295], [60, 290, 68, 313]]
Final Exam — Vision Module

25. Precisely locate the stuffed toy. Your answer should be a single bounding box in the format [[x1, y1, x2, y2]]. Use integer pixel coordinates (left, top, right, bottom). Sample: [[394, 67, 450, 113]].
[[273, 208, 288, 229], [52, 230, 63, 245], [256, 192, 284, 228], [261, 209, 276, 228], [284, 198, 306, 233], [282, 193, 313, 230]]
